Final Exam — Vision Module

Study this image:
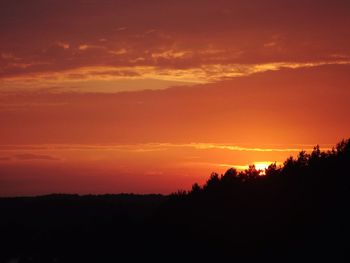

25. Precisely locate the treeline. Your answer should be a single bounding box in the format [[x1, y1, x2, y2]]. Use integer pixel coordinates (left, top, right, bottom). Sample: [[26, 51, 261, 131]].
[[174, 138, 350, 197], [1, 139, 349, 262], [153, 139, 350, 261]]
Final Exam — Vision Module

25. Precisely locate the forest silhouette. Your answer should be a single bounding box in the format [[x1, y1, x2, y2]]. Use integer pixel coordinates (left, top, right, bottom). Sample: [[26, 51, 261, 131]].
[[1, 139, 350, 262]]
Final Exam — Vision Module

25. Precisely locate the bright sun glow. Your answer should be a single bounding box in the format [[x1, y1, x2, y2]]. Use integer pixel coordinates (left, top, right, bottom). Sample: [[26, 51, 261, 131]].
[[227, 161, 276, 174], [253, 162, 272, 174]]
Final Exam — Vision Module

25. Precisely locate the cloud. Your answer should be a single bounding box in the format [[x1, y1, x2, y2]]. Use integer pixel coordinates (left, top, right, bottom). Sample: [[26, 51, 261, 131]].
[[0, 64, 349, 145], [1, 0, 350, 92], [0, 142, 332, 154], [56, 42, 70, 50], [13, 153, 60, 161], [1, 60, 349, 92], [0, 153, 60, 162], [109, 49, 128, 55], [78, 44, 105, 51], [151, 50, 191, 59]]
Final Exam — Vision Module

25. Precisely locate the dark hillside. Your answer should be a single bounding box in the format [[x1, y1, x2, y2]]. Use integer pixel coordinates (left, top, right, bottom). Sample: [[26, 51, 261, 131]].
[[1, 139, 350, 262]]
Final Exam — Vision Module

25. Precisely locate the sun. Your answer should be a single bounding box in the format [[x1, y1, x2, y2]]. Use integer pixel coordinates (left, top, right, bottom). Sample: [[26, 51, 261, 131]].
[[253, 162, 272, 174]]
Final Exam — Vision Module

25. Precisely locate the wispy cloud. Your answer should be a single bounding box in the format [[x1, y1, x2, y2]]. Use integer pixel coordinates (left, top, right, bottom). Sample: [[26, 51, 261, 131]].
[[56, 42, 70, 50], [1, 0, 350, 94], [0, 142, 332, 153], [0, 153, 60, 161], [1, 60, 349, 92], [14, 153, 61, 161]]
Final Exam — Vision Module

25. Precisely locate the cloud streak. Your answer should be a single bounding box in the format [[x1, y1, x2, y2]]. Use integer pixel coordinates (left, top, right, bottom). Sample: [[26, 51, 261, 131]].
[[2, 60, 349, 92], [0, 153, 61, 161], [13, 153, 60, 161], [0, 142, 332, 154], [1, 64, 349, 146], [1, 1, 350, 92]]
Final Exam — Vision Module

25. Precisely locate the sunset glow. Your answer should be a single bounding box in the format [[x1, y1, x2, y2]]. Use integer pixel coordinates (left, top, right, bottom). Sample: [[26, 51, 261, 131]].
[[254, 162, 273, 173], [1, 0, 350, 196]]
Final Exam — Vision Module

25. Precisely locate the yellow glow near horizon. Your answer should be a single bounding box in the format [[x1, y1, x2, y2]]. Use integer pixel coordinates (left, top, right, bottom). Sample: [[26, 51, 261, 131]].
[[220, 161, 277, 174], [253, 162, 272, 171]]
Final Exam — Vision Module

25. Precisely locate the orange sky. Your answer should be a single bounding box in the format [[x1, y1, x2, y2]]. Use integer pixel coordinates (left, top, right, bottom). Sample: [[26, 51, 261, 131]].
[[1, 0, 350, 196]]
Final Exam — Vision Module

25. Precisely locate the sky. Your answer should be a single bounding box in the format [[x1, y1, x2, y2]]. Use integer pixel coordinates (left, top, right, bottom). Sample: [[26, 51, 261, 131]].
[[1, 0, 350, 196]]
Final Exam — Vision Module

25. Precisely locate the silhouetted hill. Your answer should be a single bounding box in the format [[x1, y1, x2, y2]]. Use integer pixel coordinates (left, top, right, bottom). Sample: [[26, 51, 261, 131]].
[[0, 194, 166, 263], [1, 139, 350, 262]]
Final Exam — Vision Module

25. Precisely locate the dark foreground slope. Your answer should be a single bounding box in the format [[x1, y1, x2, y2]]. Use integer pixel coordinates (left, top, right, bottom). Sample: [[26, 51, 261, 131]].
[[1, 139, 350, 262], [0, 194, 166, 263]]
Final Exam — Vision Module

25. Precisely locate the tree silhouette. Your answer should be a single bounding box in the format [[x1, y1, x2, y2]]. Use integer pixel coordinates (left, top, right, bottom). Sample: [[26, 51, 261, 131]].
[[1, 139, 350, 262]]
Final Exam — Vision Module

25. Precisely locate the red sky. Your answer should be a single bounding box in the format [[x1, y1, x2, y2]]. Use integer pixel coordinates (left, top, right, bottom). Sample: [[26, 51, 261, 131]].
[[1, 0, 350, 196]]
